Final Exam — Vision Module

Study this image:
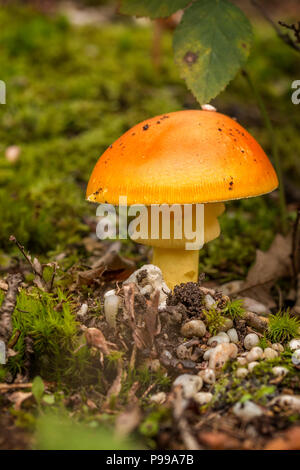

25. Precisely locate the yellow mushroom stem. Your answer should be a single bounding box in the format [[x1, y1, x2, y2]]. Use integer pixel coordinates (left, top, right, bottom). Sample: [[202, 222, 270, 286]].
[[152, 247, 200, 287], [132, 202, 225, 289]]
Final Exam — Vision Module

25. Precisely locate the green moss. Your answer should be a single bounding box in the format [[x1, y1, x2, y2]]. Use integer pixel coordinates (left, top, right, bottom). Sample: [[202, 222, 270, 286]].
[[0, 287, 99, 385], [223, 299, 245, 321], [203, 307, 226, 335], [258, 335, 271, 350], [267, 310, 300, 344]]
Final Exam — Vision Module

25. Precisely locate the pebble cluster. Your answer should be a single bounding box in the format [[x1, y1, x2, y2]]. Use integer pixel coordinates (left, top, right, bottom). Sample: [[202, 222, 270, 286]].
[[103, 265, 300, 418]]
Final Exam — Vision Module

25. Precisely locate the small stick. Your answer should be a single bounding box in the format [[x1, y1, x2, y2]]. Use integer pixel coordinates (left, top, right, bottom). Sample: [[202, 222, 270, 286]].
[[0, 383, 32, 393], [9, 236, 38, 276]]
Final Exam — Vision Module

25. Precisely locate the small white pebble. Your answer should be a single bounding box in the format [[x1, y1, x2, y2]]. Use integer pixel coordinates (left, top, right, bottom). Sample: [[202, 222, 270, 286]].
[[219, 318, 233, 332], [208, 333, 229, 346], [173, 374, 203, 398], [232, 401, 263, 421], [292, 349, 300, 366], [272, 343, 284, 352], [198, 368, 215, 384], [236, 367, 249, 378], [263, 348, 278, 360], [204, 294, 216, 309], [217, 331, 230, 338], [246, 346, 264, 363], [272, 366, 288, 377], [227, 328, 239, 344], [77, 303, 88, 318], [180, 320, 206, 338], [149, 392, 166, 405], [244, 333, 259, 350], [289, 339, 300, 351], [209, 343, 238, 370], [248, 361, 259, 372], [194, 392, 213, 405]]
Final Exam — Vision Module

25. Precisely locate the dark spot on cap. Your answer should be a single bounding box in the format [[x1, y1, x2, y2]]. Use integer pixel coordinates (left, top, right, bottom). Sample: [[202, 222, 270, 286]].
[[131, 132, 135, 136], [218, 128, 222, 131], [229, 181, 233, 186], [183, 51, 198, 66], [143, 124, 149, 131], [161, 115, 169, 120], [241, 149, 245, 153], [157, 121, 160, 124]]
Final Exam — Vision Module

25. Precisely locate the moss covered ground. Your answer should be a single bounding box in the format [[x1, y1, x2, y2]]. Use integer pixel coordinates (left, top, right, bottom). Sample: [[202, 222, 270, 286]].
[[0, 3, 299, 450]]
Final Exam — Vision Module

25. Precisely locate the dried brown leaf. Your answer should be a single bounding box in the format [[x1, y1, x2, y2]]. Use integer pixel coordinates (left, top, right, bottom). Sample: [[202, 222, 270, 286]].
[[8, 391, 33, 410]]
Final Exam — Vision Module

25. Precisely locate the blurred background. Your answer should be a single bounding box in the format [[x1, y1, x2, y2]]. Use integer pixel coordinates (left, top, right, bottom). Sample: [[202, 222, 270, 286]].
[[0, 0, 299, 281]]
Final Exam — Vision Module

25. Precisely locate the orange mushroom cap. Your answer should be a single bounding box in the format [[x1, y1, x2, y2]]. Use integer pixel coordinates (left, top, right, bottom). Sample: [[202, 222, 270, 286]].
[[86, 110, 278, 205]]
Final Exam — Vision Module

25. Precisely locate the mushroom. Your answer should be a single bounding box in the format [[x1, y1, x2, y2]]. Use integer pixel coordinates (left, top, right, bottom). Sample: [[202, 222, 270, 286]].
[[86, 110, 278, 289]]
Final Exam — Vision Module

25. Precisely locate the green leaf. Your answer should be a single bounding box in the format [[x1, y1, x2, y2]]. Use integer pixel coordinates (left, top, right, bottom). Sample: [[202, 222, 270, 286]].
[[32, 376, 45, 404], [119, 0, 190, 19], [43, 394, 55, 405], [173, 0, 253, 104]]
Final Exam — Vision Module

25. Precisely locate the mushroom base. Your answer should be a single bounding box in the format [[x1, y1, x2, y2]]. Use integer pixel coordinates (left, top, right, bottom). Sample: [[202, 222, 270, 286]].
[[131, 202, 225, 289], [152, 247, 199, 289]]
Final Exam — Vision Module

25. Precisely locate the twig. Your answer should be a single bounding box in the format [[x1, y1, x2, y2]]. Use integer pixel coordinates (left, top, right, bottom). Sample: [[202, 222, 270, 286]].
[[278, 21, 300, 45], [9, 236, 37, 275], [0, 274, 23, 343], [242, 69, 287, 232], [9, 235, 57, 292], [0, 383, 32, 393], [250, 0, 300, 53]]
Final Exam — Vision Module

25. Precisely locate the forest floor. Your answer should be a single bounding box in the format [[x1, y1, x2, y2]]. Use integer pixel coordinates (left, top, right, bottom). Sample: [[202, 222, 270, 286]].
[[0, 4, 300, 450]]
